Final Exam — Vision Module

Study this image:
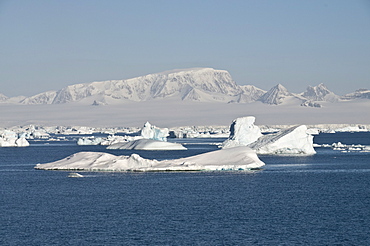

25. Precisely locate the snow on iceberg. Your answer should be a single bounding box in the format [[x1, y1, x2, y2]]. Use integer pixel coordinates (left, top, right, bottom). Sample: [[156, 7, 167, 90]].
[[222, 116, 262, 148], [107, 139, 187, 150], [247, 125, 316, 155], [34, 147, 265, 171], [222, 116, 315, 155], [140, 122, 169, 141], [0, 130, 29, 147]]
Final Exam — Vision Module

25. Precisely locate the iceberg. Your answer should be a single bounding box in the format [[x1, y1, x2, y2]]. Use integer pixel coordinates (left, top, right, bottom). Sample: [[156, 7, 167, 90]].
[[140, 121, 169, 141], [222, 116, 262, 148], [107, 139, 187, 150], [247, 125, 316, 155], [222, 116, 315, 155], [0, 130, 29, 147], [77, 137, 103, 145], [34, 146, 265, 171]]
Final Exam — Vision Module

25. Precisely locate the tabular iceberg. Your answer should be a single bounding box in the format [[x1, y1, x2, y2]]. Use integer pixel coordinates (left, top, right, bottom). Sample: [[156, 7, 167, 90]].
[[34, 146, 265, 171]]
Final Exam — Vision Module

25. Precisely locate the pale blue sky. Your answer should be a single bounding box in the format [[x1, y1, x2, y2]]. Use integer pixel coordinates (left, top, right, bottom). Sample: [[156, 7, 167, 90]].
[[1, 0, 369, 97]]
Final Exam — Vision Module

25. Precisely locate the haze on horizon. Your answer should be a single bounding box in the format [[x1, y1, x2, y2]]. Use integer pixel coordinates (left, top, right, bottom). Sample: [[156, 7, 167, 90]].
[[1, 0, 369, 97]]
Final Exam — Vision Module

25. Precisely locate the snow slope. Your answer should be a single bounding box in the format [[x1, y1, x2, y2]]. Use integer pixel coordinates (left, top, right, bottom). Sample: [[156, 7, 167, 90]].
[[247, 125, 316, 155]]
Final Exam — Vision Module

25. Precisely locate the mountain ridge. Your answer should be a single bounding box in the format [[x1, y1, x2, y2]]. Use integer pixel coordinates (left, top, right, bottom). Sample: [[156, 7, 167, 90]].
[[0, 67, 367, 107]]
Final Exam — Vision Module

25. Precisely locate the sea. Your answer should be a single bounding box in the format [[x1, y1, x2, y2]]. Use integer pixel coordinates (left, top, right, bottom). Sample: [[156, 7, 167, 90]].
[[1, 132, 370, 245]]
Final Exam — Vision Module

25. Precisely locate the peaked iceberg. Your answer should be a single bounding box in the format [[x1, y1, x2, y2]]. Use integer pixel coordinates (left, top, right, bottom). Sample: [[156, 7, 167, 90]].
[[222, 116, 262, 148], [140, 122, 169, 141]]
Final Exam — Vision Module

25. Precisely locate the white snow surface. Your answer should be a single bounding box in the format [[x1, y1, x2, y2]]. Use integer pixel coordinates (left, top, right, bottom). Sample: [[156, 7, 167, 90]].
[[247, 125, 316, 155], [107, 139, 187, 150], [222, 116, 262, 148], [35, 146, 265, 171]]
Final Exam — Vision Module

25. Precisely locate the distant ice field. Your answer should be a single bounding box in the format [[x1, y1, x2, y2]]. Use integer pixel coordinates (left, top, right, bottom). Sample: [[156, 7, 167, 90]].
[[1, 98, 369, 128]]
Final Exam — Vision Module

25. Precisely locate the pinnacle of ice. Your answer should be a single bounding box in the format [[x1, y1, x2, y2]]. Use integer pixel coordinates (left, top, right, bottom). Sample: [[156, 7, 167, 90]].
[[140, 122, 169, 141]]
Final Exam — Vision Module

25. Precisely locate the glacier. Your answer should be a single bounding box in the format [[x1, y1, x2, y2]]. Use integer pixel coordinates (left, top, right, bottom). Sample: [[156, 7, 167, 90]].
[[34, 146, 265, 172]]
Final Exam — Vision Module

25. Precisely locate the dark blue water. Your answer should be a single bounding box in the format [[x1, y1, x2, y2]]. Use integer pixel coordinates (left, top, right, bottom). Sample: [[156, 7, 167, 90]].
[[1, 134, 370, 245]]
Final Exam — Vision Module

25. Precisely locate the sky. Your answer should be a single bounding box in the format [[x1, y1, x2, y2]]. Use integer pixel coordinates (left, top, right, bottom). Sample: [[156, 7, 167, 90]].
[[1, 0, 370, 97]]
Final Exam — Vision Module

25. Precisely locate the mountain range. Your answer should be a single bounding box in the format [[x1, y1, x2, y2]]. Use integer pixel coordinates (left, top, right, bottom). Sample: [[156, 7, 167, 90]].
[[1, 68, 368, 107]]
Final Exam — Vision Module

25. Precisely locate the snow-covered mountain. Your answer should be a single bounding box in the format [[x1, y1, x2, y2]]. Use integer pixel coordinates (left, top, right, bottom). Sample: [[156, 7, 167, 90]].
[[342, 89, 370, 100], [20, 68, 247, 104], [259, 84, 292, 105], [301, 83, 339, 102], [1, 67, 368, 107]]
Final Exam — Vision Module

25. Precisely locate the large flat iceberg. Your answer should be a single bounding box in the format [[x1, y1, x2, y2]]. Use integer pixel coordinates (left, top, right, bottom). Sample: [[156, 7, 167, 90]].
[[34, 146, 265, 171], [107, 139, 187, 150]]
